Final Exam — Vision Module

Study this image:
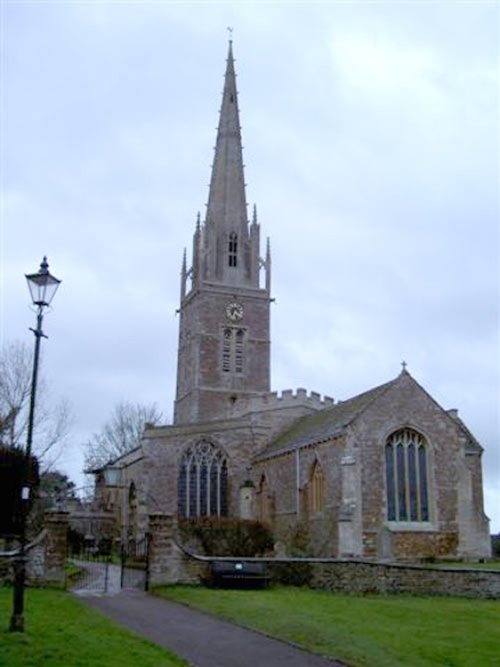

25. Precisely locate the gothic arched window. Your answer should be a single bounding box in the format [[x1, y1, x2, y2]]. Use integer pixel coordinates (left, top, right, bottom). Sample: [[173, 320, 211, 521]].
[[310, 461, 325, 513], [385, 428, 429, 522], [178, 441, 228, 518], [228, 232, 238, 267]]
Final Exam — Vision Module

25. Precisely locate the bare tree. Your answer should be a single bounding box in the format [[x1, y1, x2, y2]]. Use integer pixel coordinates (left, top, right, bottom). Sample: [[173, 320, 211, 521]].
[[83, 401, 163, 470], [0, 340, 72, 468]]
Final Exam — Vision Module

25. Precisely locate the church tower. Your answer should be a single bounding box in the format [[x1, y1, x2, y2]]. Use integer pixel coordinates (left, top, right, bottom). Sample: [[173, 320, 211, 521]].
[[174, 42, 271, 425]]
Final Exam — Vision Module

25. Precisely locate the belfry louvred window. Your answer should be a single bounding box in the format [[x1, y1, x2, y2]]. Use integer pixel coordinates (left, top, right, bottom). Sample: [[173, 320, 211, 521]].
[[385, 428, 429, 522], [177, 441, 228, 519], [228, 232, 238, 267], [235, 329, 244, 373], [222, 328, 232, 372], [222, 327, 245, 374]]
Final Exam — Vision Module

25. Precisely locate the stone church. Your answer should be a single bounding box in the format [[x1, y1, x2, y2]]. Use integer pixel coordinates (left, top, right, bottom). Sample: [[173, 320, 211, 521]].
[[103, 43, 490, 561]]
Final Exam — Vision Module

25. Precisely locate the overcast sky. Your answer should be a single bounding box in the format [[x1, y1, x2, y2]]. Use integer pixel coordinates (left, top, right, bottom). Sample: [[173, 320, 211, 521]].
[[2, 1, 499, 532]]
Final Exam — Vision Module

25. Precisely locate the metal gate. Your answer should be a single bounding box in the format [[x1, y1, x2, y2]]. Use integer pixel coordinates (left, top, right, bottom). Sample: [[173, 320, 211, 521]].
[[120, 534, 151, 591], [69, 550, 114, 594]]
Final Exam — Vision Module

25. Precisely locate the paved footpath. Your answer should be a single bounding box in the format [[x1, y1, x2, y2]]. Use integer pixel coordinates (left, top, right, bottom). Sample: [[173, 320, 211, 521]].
[[76, 585, 346, 667]]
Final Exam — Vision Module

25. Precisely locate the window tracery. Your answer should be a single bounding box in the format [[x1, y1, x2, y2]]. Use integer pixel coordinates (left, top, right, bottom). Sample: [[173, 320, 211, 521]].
[[385, 428, 429, 522], [177, 441, 228, 518]]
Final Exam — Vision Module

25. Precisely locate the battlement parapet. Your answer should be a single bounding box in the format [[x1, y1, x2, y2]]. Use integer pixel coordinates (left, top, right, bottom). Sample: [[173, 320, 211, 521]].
[[232, 388, 334, 418], [273, 388, 334, 407]]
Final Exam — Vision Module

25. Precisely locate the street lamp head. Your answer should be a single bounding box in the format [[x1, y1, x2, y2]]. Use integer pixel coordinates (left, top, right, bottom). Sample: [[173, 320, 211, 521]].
[[25, 256, 61, 307]]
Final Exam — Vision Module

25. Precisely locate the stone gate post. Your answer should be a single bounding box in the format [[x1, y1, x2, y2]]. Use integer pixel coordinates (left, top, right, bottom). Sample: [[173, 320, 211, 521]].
[[148, 513, 203, 586], [44, 510, 69, 586]]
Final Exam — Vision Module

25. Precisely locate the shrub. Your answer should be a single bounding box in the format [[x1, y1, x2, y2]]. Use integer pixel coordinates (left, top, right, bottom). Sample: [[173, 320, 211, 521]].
[[271, 522, 313, 586], [178, 517, 273, 557], [0, 446, 39, 537]]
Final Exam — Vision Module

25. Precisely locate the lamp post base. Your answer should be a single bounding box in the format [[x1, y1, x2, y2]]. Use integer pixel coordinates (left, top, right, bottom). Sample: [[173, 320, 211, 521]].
[[9, 613, 24, 633], [9, 555, 27, 633]]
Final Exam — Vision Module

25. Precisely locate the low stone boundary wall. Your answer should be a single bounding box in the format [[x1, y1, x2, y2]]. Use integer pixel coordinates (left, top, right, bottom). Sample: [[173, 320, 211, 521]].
[[146, 514, 500, 599], [180, 554, 500, 599], [148, 513, 206, 586], [0, 511, 68, 587], [308, 560, 500, 599]]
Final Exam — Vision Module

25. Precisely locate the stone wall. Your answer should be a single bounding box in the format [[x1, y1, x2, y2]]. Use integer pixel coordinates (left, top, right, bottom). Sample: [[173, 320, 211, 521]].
[[309, 560, 500, 599], [148, 513, 205, 586], [1, 511, 69, 587], [25, 536, 46, 584], [250, 373, 491, 562], [254, 441, 344, 557], [42, 511, 69, 586], [145, 512, 499, 599]]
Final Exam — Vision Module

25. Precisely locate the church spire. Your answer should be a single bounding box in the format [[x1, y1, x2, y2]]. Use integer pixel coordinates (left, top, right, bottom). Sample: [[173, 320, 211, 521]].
[[205, 41, 248, 243], [174, 41, 271, 425]]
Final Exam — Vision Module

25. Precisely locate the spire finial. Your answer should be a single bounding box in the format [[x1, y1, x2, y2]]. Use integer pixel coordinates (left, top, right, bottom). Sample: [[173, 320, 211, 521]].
[[252, 203, 258, 225], [227, 26, 233, 44], [401, 360, 408, 373]]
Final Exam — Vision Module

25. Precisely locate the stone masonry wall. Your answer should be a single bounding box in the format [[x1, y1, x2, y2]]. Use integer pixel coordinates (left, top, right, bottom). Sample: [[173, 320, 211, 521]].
[[350, 373, 490, 560], [309, 560, 500, 599], [354, 377, 461, 556], [148, 513, 205, 586], [253, 440, 343, 557], [3, 511, 69, 587], [175, 286, 271, 425], [41, 511, 69, 586], [145, 512, 499, 599]]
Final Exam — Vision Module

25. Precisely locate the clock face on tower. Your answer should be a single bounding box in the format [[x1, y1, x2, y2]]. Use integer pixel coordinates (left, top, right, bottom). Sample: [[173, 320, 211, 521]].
[[226, 302, 244, 322]]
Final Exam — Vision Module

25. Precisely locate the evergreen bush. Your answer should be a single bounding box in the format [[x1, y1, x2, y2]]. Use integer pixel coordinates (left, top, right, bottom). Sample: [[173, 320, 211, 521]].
[[178, 517, 273, 557]]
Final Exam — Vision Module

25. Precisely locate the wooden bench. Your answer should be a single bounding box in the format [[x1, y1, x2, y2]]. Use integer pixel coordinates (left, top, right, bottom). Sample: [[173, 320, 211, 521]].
[[209, 561, 270, 589]]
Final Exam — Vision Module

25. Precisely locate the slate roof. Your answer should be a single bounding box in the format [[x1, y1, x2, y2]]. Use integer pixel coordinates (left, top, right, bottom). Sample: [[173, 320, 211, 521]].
[[257, 377, 397, 461]]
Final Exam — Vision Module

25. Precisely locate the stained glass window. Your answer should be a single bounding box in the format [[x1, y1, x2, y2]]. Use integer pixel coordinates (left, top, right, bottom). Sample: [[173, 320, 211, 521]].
[[385, 444, 396, 521], [177, 440, 228, 519], [418, 445, 429, 521], [385, 429, 429, 523]]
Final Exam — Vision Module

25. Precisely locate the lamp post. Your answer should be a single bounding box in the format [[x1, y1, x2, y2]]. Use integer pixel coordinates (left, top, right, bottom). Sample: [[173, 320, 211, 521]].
[[10, 256, 61, 632]]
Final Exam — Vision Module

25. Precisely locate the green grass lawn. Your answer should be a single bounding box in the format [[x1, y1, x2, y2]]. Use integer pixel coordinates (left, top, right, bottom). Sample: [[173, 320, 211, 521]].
[[155, 585, 500, 667], [0, 586, 187, 667]]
